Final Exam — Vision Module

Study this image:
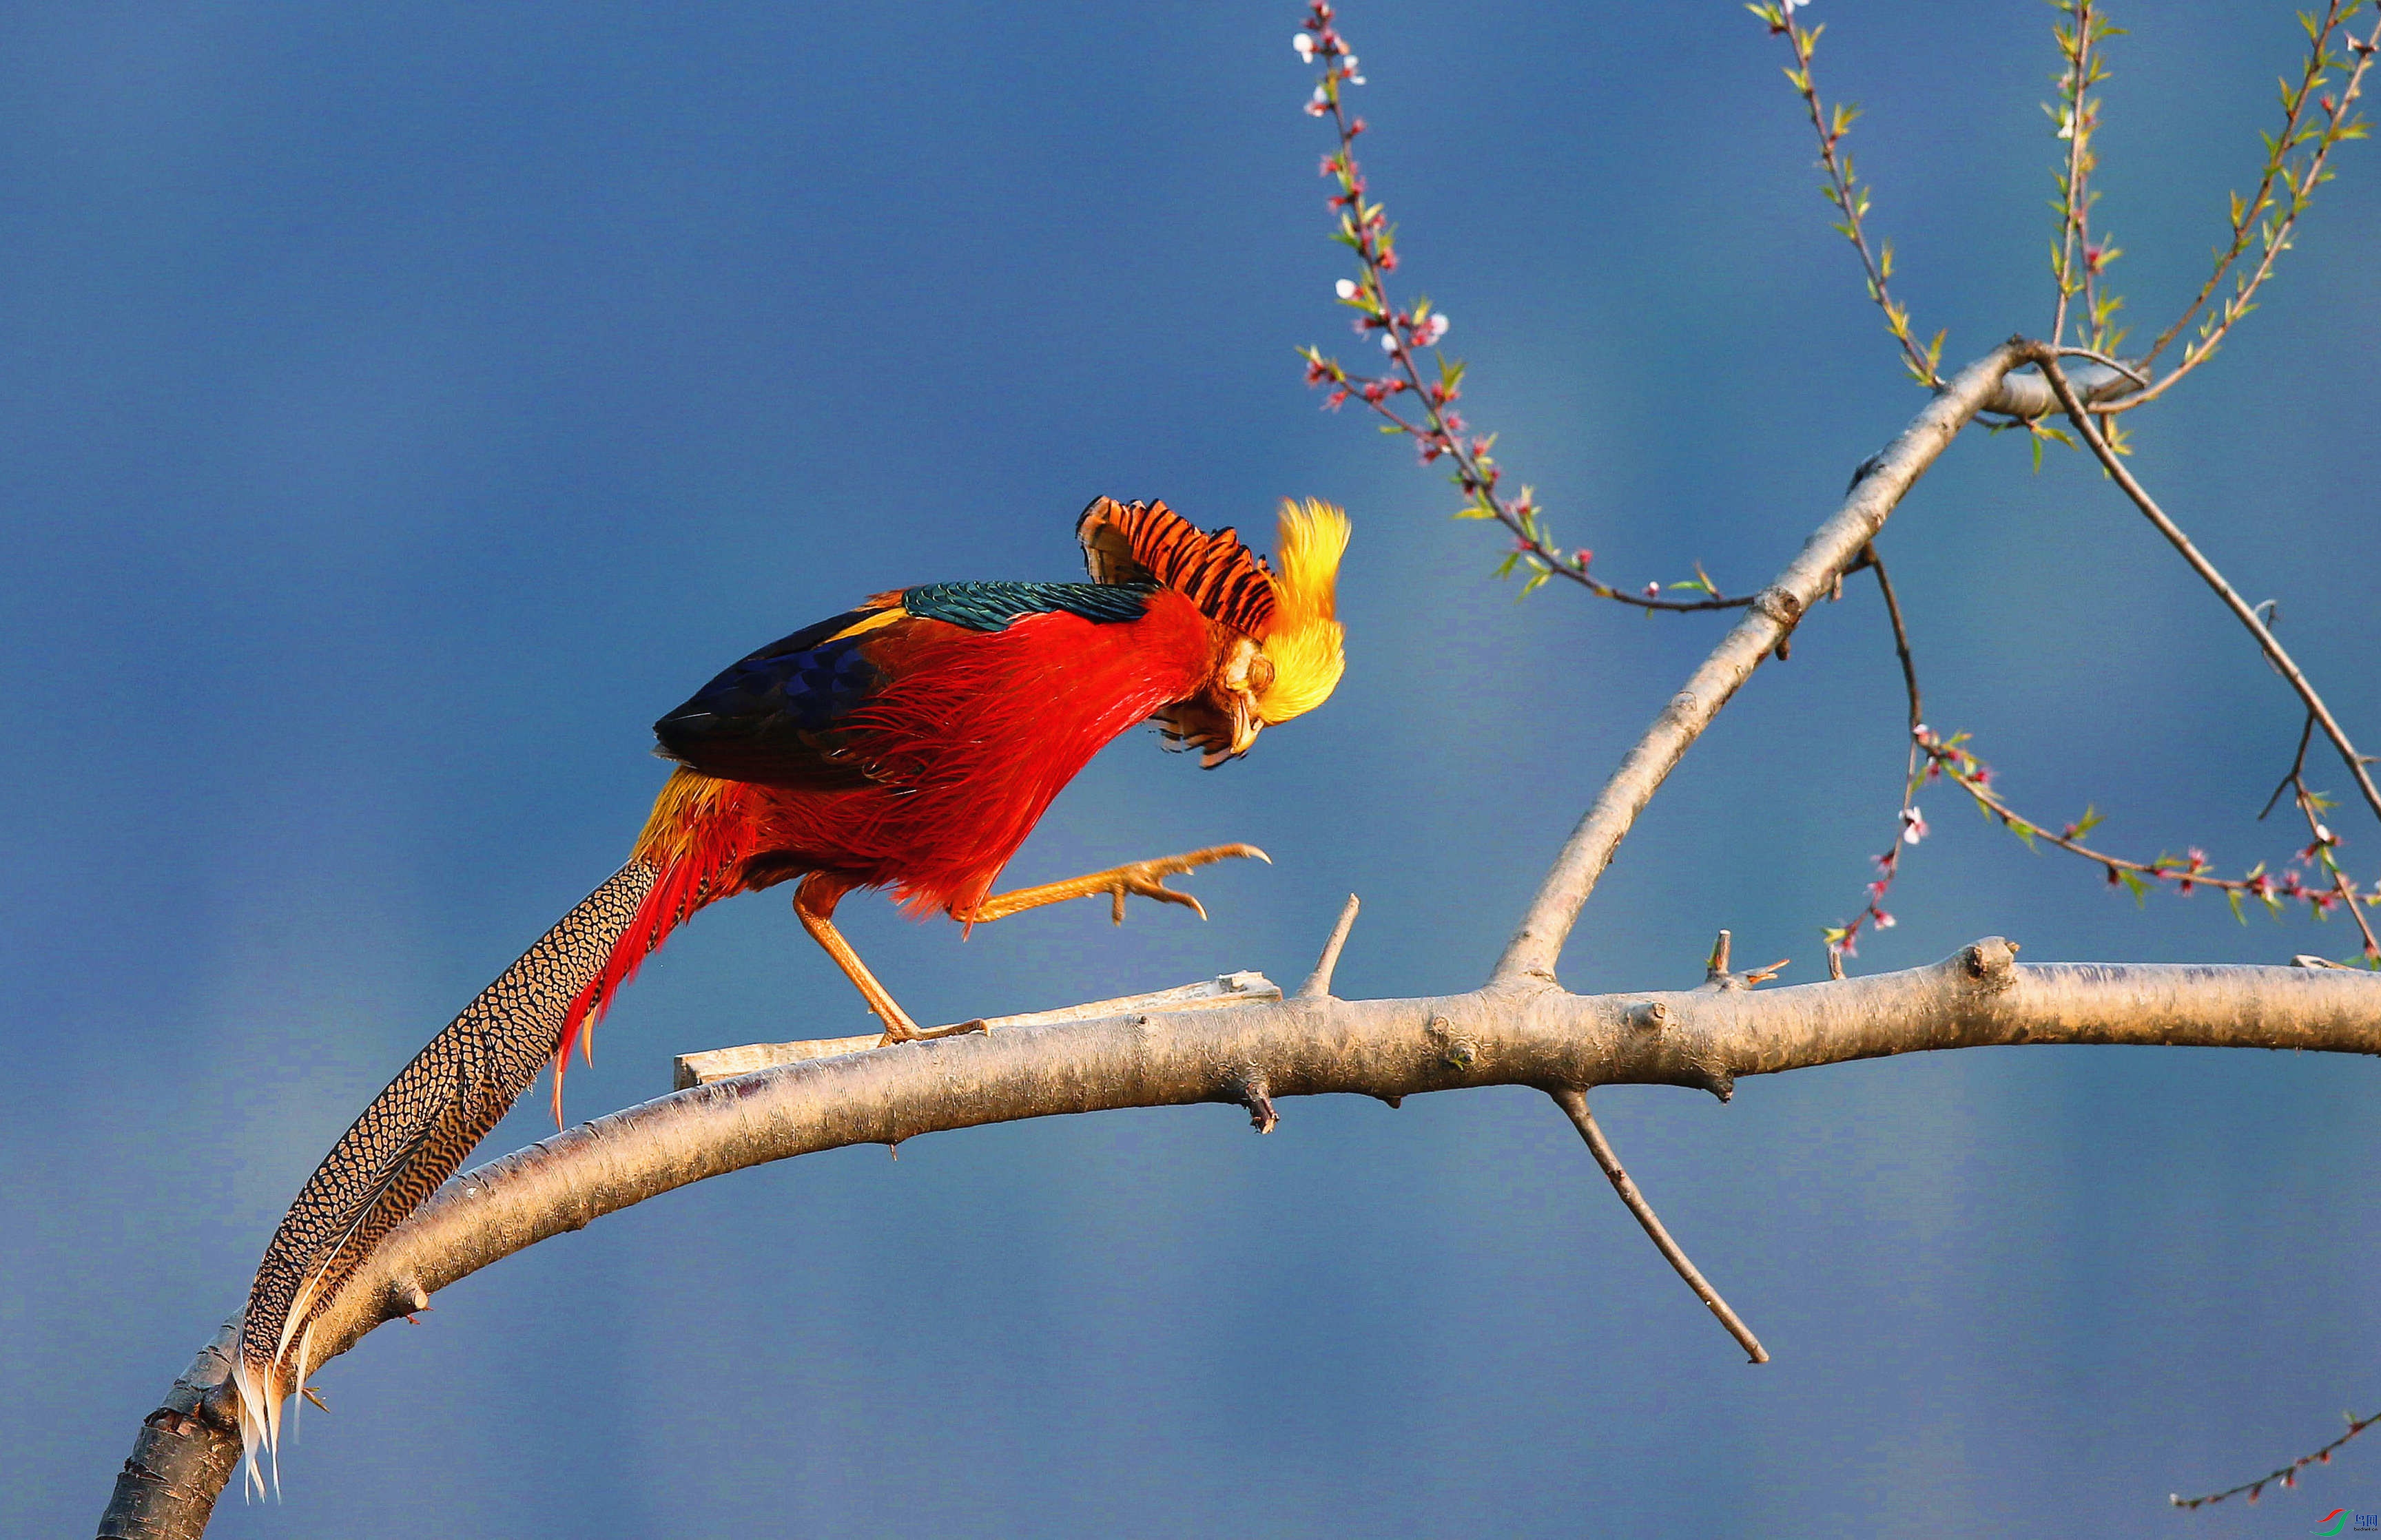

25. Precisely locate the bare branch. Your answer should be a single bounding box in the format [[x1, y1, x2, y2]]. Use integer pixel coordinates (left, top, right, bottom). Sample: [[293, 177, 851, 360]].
[[673, 974, 1285, 1088], [1548, 1087, 1769, 1364], [2033, 351, 2381, 830], [1299, 895, 1363, 999], [103, 944, 2381, 1535], [1492, 343, 2026, 986]]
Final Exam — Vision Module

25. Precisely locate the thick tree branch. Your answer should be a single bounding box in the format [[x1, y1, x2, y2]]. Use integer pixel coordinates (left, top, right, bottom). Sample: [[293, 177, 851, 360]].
[[104, 945, 2381, 1536], [1493, 344, 2028, 984]]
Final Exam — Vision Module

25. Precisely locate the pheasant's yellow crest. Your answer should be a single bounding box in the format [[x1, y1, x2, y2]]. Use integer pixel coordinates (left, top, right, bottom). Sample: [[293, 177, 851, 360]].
[[1256, 498, 1350, 725]]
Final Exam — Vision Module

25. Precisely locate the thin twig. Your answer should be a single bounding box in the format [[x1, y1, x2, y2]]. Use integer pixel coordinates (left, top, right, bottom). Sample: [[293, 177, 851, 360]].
[[1753, 1, 1945, 387], [2271, 714, 2381, 964], [2049, 1, 2116, 353], [1293, 6, 1751, 612], [1547, 1087, 1768, 1364], [2054, 345, 2145, 387], [2119, 2, 2378, 410], [2034, 351, 2381, 829], [1919, 727, 2379, 923], [1824, 546, 1929, 964], [2172, 1407, 2381, 1509]]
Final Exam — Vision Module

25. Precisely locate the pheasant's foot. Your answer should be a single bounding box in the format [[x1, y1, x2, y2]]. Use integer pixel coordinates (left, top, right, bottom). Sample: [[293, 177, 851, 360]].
[[1103, 844, 1271, 924], [966, 844, 1270, 926]]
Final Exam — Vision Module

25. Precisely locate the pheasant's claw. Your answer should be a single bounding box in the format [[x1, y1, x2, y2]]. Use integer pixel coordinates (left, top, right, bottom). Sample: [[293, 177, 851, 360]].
[[1111, 875, 1204, 924], [301, 1385, 329, 1414], [1104, 844, 1270, 924]]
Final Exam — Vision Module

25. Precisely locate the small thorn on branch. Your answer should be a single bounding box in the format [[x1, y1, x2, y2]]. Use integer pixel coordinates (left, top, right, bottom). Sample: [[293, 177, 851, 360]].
[[1298, 893, 1363, 999], [1703, 930, 1789, 990], [1548, 1088, 1768, 1364]]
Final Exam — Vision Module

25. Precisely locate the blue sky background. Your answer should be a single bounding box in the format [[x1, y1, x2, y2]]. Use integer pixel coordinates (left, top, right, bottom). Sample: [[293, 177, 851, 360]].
[[6, 2, 2379, 1534]]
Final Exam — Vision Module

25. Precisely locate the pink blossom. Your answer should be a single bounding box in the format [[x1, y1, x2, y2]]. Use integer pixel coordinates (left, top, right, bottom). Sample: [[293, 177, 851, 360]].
[[1293, 32, 1315, 61], [1335, 278, 1358, 300], [1416, 313, 1450, 346]]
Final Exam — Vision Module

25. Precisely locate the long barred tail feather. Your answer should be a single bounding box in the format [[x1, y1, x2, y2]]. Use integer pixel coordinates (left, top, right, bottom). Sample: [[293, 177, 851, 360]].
[[232, 861, 658, 1497]]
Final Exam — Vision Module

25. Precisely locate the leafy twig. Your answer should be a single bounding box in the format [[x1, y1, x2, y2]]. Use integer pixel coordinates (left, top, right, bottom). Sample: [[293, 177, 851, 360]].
[[2171, 1407, 2381, 1510], [2048, 1, 2126, 355], [1749, 0, 1946, 388], [1919, 727, 2380, 930], [2267, 714, 2381, 964], [1292, 3, 1750, 610], [2110, 1, 2377, 412]]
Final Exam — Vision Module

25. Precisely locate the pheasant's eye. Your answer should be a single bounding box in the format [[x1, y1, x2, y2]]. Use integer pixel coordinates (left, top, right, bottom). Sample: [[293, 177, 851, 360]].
[[1247, 654, 1277, 696]]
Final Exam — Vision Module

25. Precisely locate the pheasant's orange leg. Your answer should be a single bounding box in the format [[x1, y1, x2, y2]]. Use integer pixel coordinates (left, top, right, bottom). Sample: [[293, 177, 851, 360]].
[[961, 844, 1270, 926], [793, 874, 982, 1046]]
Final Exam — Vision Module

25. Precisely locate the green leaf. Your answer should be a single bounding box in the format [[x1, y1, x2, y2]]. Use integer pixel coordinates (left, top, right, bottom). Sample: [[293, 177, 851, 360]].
[[2120, 869, 2150, 906], [2227, 888, 2247, 924]]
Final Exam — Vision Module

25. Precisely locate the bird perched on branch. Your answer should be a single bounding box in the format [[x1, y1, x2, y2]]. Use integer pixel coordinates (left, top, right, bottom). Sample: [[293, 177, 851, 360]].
[[231, 495, 1351, 1488]]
